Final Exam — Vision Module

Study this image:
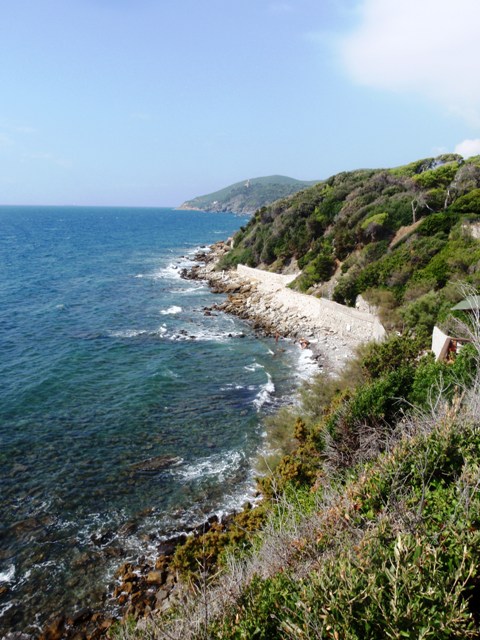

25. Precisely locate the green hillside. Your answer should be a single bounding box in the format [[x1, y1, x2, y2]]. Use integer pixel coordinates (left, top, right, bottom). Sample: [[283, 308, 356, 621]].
[[131, 326, 480, 640], [221, 153, 480, 340], [179, 175, 319, 214], [118, 155, 480, 639]]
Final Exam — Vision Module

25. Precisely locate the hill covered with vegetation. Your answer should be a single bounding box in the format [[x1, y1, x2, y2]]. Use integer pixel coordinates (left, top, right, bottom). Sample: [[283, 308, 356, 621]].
[[123, 326, 480, 639], [179, 175, 318, 215], [117, 155, 480, 639], [220, 154, 480, 341]]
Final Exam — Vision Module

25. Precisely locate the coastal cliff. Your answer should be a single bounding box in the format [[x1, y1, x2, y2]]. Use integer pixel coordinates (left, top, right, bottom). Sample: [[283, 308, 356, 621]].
[[39, 153, 480, 639], [133, 154, 480, 639]]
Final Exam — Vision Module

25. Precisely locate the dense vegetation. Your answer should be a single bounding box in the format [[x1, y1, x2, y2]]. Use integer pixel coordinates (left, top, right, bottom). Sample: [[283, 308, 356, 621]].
[[119, 156, 480, 639], [220, 154, 480, 341], [119, 308, 480, 639], [179, 175, 318, 215]]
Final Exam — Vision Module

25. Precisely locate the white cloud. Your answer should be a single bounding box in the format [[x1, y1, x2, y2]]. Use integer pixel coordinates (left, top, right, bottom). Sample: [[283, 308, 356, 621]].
[[338, 0, 480, 125], [455, 139, 480, 158]]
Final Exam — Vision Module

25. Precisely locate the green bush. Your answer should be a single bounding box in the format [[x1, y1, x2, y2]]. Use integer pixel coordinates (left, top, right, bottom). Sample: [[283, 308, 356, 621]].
[[413, 162, 459, 189], [345, 365, 414, 427], [450, 188, 480, 213], [361, 212, 389, 230], [417, 212, 456, 236], [361, 334, 421, 380], [401, 290, 448, 340], [209, 411, 480, 640], [294, 253, 335, 291], [333, 273, 359, 306]]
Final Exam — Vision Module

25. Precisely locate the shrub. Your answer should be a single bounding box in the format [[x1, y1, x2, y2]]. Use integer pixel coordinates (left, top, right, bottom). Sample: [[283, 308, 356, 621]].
[[401, 291, 447, 340], [333, 274, 359, 306], [450, 189, 480, 213], [417, 212, 456, 236], [361, 334, 421, 380], [413, 161, 459, 189], [360, 212, 388, 230], [294, 253, 335, 291]]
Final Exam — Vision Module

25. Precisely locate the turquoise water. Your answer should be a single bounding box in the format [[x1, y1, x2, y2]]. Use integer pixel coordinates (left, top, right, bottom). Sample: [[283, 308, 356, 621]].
[[0, 206, 309, 633]]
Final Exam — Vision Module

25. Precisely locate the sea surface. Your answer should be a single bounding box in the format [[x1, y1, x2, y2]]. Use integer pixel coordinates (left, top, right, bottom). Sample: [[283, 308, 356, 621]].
[[0, 206, 315, 634]]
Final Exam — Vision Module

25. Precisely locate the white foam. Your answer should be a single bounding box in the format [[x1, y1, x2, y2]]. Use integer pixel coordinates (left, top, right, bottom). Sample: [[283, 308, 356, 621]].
[[186, 245, 211, 256], [0, 564, 15, 583], [176, 450, 243, 483], [135, 262, 182, 281], [253, 373, 275, 410], [153, 263, 182, 280], [0, 601, 14, 619], [244, 362, 264, 372], [108, 324, 167, 339], [220, 383, 245, 391], [173, 285, 206, 294], [108, 329, 148, 338], [295, 347, 319, 381], [160, 305, 182, 315]]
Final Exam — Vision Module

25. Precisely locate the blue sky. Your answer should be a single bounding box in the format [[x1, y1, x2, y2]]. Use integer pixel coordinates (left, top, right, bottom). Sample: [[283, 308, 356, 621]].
[[1, 0, 480, 206]]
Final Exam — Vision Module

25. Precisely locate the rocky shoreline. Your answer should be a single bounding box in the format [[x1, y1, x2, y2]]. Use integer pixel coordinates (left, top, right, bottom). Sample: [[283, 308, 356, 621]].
[[30, 512, 242, 640], [181, 240, 384, 374], [26, 240, 383, 640]]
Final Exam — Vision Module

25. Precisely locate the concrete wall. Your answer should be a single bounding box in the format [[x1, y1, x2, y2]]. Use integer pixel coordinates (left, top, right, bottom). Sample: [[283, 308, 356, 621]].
[[236, 264, 386, 343], [237, 264, 298, 287], [432, 325, 450, 361]]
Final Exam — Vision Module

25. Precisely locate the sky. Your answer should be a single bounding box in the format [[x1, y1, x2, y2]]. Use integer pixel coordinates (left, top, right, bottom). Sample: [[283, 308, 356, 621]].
[[1, 0, 480, 206]]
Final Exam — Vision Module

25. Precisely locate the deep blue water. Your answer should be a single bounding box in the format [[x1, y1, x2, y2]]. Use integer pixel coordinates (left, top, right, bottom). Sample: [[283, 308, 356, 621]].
[[0, 206, 310, 633]]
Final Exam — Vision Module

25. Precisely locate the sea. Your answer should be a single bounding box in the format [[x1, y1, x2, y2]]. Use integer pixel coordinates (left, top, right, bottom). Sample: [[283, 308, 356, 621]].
[[0, 206, 316, 634]]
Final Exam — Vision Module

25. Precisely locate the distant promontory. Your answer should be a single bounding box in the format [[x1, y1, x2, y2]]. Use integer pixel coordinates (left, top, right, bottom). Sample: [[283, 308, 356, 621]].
[[178, 175, 319, 215]]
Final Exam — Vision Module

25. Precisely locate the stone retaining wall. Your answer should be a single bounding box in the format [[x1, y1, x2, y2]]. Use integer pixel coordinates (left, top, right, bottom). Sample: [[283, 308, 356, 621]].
[[236, 264, 385, 343], [237, 264, 298, 287]]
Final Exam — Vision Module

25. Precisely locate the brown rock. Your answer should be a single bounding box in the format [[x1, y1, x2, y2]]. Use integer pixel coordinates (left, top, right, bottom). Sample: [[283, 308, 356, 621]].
[[123, 571, 138, 583], [154, 555, 167, 571], [146, 570, 165, 585], [115, 562, 133, 579], [98, 618, 114, 631], [123, 581, 135, 595], [67, 608, 92, 626], [39, 616, 65, 640], [155, 589, 170, 606], [165, 572, 175, 587]]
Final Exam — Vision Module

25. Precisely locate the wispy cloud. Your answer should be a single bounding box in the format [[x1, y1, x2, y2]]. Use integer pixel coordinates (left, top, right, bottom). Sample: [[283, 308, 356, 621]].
[[455, 139, 480, 158], [337, 0, 480, 125]]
